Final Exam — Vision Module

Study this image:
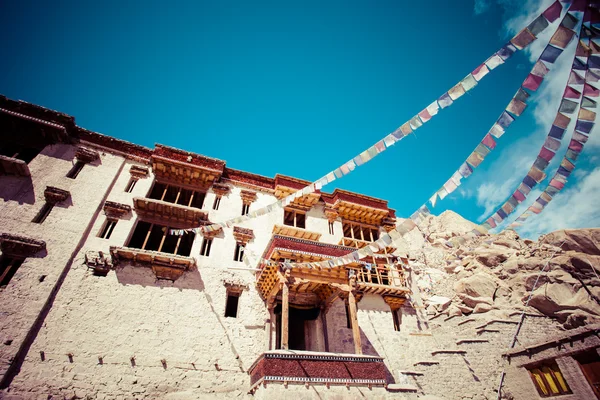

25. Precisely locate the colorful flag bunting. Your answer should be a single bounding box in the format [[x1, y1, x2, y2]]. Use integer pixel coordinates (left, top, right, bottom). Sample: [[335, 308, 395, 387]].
[[466, 151, 484, 168], [582, 97, 597, 108], [482, 134, 496, 149], [554, 112, 571, 129], [523, 175, 537, 188], [540, 45, 563, 63], [532, 60, 550, 77], [518, 182, 532, 195], [528, 15, 550, 36], [584, 83, 600, 97], [474, 143, 491, 157], [448, 83, 467, 100], [472, 64, 490, 81], [458, 162, 473, 178], [548, 126, 564, 140], [507, 99, 527, 115], [573, 131, 589, 143], [489, 123, 505, 138], [576, 120, 594, 133], [550, 26, 576, 48], [523, 74, 543, 91], [542, 0, 562, 23], [559, 99, 578, 113], [562, 12, 579, 30], [534, 156, 550, 170], [511, 28, 537, 50], [485, 54, 504, 70], [498, 43, 517, 60], [564, 86, 582, 99], [579, 108, 596, 121]]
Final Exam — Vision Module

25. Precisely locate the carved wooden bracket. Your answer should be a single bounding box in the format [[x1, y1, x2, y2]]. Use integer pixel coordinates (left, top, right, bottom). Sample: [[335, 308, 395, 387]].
[[223, 279, 249, 292], [382, 217, 397, 232], [129, 165, 149, 179], [84, 250, 113, 276], [44, 186, 70, 204], [240, 190, 257, 205], [0, 233, 46, 258], [324, 207, 339, 223], [233, 226, 254, 244], [75, 147, 100, 163], [103, 201, 131, 219], [383, 295, 406, 310], [212, 183, 230, 197]]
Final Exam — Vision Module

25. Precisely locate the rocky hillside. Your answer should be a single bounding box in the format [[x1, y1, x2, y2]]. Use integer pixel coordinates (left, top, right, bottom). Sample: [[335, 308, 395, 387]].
[[399, 211, 600, 330]]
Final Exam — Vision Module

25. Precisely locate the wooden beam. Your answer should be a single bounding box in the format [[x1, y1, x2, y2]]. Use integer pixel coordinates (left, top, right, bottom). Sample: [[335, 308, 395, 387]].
[[348, 290, 362, 355], [289, 273, 347, 286], [282, 281, 289, 350]]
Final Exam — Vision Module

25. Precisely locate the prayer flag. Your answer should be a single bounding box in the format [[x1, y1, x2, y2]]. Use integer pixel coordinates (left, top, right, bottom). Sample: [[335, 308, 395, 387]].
[[550, 179, 565, 190], [375, 140, 386, 153], [561, 12, 579, 30], [448, 83, 466, 100], [475, 143, 491, 157], [366, 146, 378, 158], [557, 165, 571, 178], [540, 45, 563, 63], [566, 149, 579, 161], [409, 116, 423, 130], [506, 99, 527, 116], [437, 187, 449, 200], [514, 88, 530, 103], [485, 54, 504, 70], [418, 108, 432, 123], [540, 192, 553, 203], [550, 26, 575, 49], [577, 40, 591, 57], [569, 71, 586, 85], [561, 158, 575, 171], [570, 0, 587, 12], [383, 134, 397, 148], [443, 179, 458, 195], [451, 171, 463, 186], [507, 196, 519, 208], [592, 41, 600, 55], [461, 74, 478, 91], [573, 131, 589, 143], [326, 172, 335, 182], [528, 15, 550, 36], [426, 101, 440, 117], [502, 202, 514, 214], [554, 113, 571, 129], [489, 123, 505, 138], [544, 137, 561, 151], [578, 108, 596, 121], [486, 217, 497, 229], [569, 139, 583, 152], [546, 186, 560, 196], [523, 74, 543, 91], [532, 61, 550, 77], [492, 212, 503, 224], [458, 162, 473, 178], [590, 56, 600, 70], [538, 197, 548, 207], [518, 182, 531, 195], [523, 175, 537, 188], [582, 97, 597, 108], [542, 0, 562, 23], [554, 174, 567, 184], [472, 64, 490, 81], [497, 111, 515, 128], [576, 120, 594, 133], [497, 209, 508, 220], [438, 93, 453, 108], [534, 156, 550, 170], [482, 134, 496, 149], [391, 128, 405, 140], [563, 86, 582, 99], [584, 83, 600, 97], [528, 167, 546, 183], [429, 193, 438, 208], [467, 151, 484, 168], [572, 57, 587, 70], [498, 43, 517, 60], [511, 28, 536, 49], [513, 189, 526, 203], [559, 99, 578, 114]]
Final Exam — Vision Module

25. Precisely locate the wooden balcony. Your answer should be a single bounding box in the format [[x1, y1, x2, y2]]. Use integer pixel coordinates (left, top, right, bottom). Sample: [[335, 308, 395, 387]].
[[353, 264, 410, 297], [0, 155, 30, 177], [272, 224, 322, 241], [110, 246, 195, 281], [338, 237, 396, 254]]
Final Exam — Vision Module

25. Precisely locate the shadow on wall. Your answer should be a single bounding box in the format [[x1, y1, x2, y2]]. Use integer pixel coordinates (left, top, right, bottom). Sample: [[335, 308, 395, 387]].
[[0, 176, 35, 205], [114, 263, 205, 292]]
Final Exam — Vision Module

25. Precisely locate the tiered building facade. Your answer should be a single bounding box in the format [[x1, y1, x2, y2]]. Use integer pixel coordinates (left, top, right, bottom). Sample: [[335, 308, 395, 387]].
[[1, 94, 600, 399]]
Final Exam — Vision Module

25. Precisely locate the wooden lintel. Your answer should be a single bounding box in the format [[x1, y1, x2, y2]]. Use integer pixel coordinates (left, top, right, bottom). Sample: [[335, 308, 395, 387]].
[[329, 282, 351, 292], [289, 272, 347, 286]]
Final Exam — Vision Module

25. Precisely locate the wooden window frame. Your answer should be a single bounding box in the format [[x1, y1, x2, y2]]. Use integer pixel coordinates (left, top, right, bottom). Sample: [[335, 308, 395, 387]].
[[125, 178, 138, 193], [213, 196, 221, 210], [99, 218, 118, 239], [328, 221, 334, 235], [224, 290, 241, 318], [283, 208, 306, 229], [233, 243, 245, 262], [527, 360, 572, 397], [342, 221, 380, 242], [66, 160, 86, 179], [391, 308, 401, 332], [32, 202, 54, 224], [128, 221, 194, 256], [0, 255, 25, 288], [241, 203, 250, 216], [147, 182, 205, 209], [200, 237, 213, 257]]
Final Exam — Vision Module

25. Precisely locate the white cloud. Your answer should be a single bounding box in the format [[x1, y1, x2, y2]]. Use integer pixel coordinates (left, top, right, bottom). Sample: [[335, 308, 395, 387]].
[[474, 0, 492, 15], [515, 167, 600, 238]]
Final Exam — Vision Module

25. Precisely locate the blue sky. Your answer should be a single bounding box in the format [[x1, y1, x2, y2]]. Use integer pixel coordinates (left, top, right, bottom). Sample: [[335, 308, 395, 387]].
[[1, 0, 598, 238]]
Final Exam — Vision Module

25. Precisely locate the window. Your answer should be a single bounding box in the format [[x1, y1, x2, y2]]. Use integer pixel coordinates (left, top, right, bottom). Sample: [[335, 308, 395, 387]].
[[0, 255, 24, 287], [392, 308, 401, 332], [241, 203, 250, 216], [225, 291, 240, 318], [344, 302, 351, 329], [127, 221, 195, 256], [200, 238, 213, 257], [125, 178, 137, 193], [283, 209, 306, 229], [328, 221, 334, 235], [32, 202, 53, 224], [213, 196, 221, 210], [148, 182, 205, 209], [575, 350, 600, 399], [0, 144, 41, 164], [342, 222, 379, 242], [99, 219, 117, 239], [233, 243, 244, 262], [66, 160, 85, 179], [527, 360, 571, 397]]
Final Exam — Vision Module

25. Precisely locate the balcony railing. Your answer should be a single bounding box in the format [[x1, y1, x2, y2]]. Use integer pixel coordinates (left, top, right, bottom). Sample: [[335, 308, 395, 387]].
[[353, 264, 409, 295]]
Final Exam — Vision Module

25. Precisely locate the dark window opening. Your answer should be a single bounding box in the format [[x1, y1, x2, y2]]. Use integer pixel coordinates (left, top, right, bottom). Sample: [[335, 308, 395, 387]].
[[99, 219, 117, 239], [328, 221, 334, 235], [575, 350, 600, 399], [344, 302, 351, 329], [234, 243, 245, 262], [213, 196, 221, 210], [126, 221, 195, 256], [0, 144, 41, 164], [342, 222, 380, 242], [147, 182, 205, 209], [225, 291, 240, 318], [66, 160, 85, 179], [125, 178, 137, 193], [241, 203, 250, 216], [283, 209, 306, 229], [392, 308, 401, 332], [200, 238, 213, 257], [32, 202, 53, 224], [527, 360, 572, 397], [0, 255, 24, 287]]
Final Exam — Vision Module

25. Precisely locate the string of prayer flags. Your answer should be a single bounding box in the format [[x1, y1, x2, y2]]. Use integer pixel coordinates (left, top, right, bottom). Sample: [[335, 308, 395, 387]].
[[550, 26, 576, 49], [543, 0, 562, 23], [540, 45, 564, 63], [472, 64, 490, 81]]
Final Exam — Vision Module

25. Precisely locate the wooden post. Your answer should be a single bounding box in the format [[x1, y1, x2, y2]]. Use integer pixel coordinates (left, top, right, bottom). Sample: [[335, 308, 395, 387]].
[[282, 281, 289, 350], [348, 290, 362, 355], [266, 303, 275, 351]]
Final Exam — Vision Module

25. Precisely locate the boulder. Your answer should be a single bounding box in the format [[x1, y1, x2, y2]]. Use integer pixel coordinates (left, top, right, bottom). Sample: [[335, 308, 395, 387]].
[[540, 228, 600, 255], [457, 293, 493, 308], [447, 305, 463, 317], [454, 273, 497, 298], [475, 250, 510, 268], [492, 238, 521, 250], [473, 303, 493, 314]]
